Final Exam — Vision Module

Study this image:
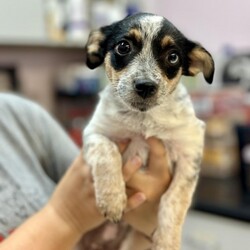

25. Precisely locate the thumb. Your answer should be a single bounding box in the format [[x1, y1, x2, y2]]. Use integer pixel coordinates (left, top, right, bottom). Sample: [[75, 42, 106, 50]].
[[124, 192, 146, 213]]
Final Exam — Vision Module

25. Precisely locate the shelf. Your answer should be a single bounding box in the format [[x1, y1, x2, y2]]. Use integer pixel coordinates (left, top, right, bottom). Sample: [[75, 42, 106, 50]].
[[194, 176, 250, 222], [0, 39, 86, 50]]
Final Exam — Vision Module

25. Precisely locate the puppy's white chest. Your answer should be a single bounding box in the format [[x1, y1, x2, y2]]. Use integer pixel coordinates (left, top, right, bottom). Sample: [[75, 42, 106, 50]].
[[84, 84, 201, 169], [110, 109, 174, 140]]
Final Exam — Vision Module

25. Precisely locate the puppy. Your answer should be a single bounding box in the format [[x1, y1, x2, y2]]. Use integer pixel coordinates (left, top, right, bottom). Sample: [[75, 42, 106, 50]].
[[84, 13, 214, 250]]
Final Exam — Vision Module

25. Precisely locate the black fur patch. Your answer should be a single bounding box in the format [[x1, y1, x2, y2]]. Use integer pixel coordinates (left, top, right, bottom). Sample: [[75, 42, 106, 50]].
[[86, 12, 214, 84], [101, 15, 148, 71], [110, 36, 143, 71], [152, 19, 193, 80]]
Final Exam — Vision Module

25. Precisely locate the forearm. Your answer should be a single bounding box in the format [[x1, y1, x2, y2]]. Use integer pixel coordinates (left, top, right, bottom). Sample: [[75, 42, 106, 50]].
[[0, 205, 84, 250]]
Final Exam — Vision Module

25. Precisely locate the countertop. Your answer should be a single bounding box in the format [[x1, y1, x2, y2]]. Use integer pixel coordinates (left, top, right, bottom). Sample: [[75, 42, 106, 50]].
[[183, 210, 250, 250]]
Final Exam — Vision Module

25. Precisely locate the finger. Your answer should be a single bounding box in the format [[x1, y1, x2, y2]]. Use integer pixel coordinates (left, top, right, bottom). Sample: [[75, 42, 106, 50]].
[[123, 156, 142, 182], [147, 137, 166, 157], [124, 192, 146, 213], [147, 138, 171, 178], [148, 156, 172, 181]]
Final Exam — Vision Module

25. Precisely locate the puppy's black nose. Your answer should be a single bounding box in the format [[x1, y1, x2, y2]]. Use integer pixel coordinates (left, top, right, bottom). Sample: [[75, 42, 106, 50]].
[[133, 79, 158, 99]]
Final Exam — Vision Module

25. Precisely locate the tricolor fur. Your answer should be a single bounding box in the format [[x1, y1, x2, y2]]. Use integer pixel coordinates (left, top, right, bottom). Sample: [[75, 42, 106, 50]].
[[84, 13, 214, 250]]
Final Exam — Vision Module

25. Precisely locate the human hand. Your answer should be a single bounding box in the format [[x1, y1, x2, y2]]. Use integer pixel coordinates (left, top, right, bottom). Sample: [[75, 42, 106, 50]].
[[0, 139, 169, 250], [46, 151, 148, 240], [123, 137, 172, 236]]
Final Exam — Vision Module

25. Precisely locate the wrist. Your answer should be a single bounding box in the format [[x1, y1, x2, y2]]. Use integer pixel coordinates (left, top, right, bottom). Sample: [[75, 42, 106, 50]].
[[0, 204, 85, 250], [43, 204, 84, 244]]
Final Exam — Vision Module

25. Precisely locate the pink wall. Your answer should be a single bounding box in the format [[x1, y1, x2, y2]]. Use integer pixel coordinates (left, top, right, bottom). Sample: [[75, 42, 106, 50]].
[[144, 0, 250, 53]]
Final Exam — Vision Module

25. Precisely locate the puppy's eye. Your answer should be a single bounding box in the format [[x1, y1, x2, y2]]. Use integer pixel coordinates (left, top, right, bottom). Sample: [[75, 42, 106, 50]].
[[115, 40, 131, 56], [166, 52, 179, 65]]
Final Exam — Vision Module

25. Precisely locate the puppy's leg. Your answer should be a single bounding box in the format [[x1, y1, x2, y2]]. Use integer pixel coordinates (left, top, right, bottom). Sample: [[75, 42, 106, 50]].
[[84, 134, 126, 222], [153, 156, 201, 250], [153, 124, 205, 250], [120, 229, 152, 250]]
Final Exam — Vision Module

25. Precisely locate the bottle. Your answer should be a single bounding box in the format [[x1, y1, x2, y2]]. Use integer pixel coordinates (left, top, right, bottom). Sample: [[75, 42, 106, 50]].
[[65, 0, 89, 43]]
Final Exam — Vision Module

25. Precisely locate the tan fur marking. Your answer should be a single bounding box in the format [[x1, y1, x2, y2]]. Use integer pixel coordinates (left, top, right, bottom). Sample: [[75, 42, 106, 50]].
[[189, 47, 213, 77], [128, 28, 142, 43], [87, 44, 99, 54], [161, 35, 175, 48], [86, 30, 105, 54], [104, 53, 113, 80], [163, 68, 183, 94], [104, 53, 126, 83]]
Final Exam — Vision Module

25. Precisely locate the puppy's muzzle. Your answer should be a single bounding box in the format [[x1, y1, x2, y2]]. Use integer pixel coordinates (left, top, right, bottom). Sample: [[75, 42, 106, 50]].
[[133, 79, 158, 99]]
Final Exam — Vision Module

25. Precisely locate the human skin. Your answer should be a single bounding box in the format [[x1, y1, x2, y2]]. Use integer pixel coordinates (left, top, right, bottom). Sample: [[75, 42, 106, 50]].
[[0, 138, 171, 250]]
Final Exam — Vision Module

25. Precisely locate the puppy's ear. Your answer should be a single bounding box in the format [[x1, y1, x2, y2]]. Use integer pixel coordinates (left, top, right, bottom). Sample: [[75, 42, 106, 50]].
[[85, 29, 107, 69], [185, 42, 215, 84]]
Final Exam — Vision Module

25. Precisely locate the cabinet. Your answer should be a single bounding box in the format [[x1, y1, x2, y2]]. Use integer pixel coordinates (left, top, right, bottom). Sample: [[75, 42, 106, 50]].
[[0, 43, 84, 112]]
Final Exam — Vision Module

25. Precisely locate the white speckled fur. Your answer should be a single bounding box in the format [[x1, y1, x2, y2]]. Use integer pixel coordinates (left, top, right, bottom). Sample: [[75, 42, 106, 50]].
[[83, 13, 211, 250], [84, 83, 205, 249]]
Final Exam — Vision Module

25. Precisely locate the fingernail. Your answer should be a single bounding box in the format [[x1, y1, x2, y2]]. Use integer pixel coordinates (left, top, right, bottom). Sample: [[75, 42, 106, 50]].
[[136, 193, 146, 203], [131, 156, 141, 167]]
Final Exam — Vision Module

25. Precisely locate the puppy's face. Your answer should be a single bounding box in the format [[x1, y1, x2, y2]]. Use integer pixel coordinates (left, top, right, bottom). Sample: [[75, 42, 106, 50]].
[[86, 13, 214, 112]]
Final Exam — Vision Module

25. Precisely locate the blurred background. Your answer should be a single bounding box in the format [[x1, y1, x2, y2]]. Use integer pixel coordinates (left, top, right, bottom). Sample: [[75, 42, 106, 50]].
[[0, 0, 250, 249]]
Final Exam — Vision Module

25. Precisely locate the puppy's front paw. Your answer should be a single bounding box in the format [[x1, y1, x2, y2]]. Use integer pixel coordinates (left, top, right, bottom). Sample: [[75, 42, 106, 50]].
[[84, 135, 127, 222], [96, 182, 127, 223]]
